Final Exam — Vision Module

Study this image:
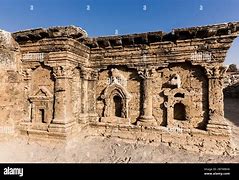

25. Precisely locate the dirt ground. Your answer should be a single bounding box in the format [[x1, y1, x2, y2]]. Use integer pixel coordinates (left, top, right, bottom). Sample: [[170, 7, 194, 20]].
[[0, 98, 238, 163]]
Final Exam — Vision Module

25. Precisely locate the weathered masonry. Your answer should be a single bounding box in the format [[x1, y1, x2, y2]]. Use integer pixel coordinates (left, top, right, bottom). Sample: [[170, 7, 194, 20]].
[[1, 22, 239, 154]]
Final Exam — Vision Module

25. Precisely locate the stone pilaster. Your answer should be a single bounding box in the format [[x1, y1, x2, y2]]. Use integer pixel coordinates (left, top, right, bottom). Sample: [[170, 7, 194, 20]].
[[48, 66, 75, 134], [205, 65, 230, 135], [71, 68, 81, 123], [22, 69, 32, 123], [137, 68, 157, 126], [79, 67, 90, 122], [88, 70, 99, 122]]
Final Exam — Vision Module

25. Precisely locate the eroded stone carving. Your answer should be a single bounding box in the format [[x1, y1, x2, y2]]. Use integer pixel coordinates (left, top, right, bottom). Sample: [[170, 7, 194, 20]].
[[109, 68, 127, 87], [53, 66, 73, 78], [164, 88, 192, 128], [101, 69, 131, 121], [1, 22, 239, 154], [29, 86, 53, 125]]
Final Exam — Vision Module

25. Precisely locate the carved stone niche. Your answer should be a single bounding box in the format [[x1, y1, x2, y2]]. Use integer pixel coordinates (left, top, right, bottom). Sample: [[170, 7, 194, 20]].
[[28, 86, 53, 130], [100, 68, 131, 124], [163, 88, 193, 128]]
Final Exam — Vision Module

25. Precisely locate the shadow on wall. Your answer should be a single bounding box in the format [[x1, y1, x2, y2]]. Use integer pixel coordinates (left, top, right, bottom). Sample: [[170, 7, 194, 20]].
[[224, 97, 239, 126], [223, 83, 239, 98]]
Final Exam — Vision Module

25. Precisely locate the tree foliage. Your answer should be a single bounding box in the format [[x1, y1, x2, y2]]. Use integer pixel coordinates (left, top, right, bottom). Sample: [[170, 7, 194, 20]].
[[227, 64, 238, 72]]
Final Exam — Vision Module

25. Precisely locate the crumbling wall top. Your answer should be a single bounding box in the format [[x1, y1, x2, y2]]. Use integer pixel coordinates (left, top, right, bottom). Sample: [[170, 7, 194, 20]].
[[172, 21, 239, 39], [12, 26, 88, 44], [0, 29, 19, 50], [83, 21, 239, 48], [11, 22, 239, 49]]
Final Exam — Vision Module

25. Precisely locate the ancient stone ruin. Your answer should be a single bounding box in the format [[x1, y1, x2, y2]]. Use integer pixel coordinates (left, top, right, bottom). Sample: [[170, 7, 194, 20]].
[[1, 22, 239, 154], [224, 67, 239, 98]]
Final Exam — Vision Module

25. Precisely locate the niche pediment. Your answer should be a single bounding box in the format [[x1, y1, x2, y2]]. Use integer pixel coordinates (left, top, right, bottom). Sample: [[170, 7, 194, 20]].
[[29, 86, 53, 101]]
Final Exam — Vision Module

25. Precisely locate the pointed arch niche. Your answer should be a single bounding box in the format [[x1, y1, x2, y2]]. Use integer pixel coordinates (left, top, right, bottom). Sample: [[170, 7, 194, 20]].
[[101, 83, 131, 124]]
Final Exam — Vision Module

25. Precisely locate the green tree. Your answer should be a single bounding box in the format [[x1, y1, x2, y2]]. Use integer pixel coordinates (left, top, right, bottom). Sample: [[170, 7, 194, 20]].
[[228, 64, 238, 72]]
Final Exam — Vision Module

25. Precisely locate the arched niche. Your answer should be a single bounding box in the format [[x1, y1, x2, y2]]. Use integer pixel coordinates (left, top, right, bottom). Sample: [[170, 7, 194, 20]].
[[111, 93, 123, 117], [101, 83, 131, 122], [31, 64, 54, 94]]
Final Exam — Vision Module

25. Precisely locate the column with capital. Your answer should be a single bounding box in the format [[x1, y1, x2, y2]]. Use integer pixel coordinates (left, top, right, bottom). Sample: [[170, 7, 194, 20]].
[[88, 70, 99, 122], [205, 65, 230, 135], [23, 69, 33, 123], [49, 66, 75, 134], [79, 68, 90, 122], [137, 68, 157, 126]]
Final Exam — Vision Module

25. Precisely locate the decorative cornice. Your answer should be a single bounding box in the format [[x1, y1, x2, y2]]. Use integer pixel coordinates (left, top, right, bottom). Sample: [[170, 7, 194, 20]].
[[12, 22, 239, 49], [12, 26, 88, 44]]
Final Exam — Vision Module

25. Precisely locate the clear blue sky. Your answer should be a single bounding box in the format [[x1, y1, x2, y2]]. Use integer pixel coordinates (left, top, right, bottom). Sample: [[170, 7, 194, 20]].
[[0, 0, 238, 65]]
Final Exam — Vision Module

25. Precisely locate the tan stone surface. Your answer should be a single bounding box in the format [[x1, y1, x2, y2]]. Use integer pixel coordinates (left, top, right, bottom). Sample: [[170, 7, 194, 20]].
[[0, 22, 239, 158]]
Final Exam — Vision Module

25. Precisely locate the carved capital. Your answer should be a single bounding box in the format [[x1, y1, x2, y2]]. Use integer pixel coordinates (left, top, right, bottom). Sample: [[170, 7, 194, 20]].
[[205, 65, 228, 79], [137, 68, 156, 79], [80, 67, 91, 80], [81, 67, 99, 80], [22, 69, 32, 80], [80, 70, 89, 80], [219, 66, 228, 78], [53, 66, 73, 79], [90, 70, 99, 81]]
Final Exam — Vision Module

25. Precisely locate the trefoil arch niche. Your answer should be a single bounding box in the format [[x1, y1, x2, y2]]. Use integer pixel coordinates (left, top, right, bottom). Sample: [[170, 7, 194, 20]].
[[100, 68, 132, 124]]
